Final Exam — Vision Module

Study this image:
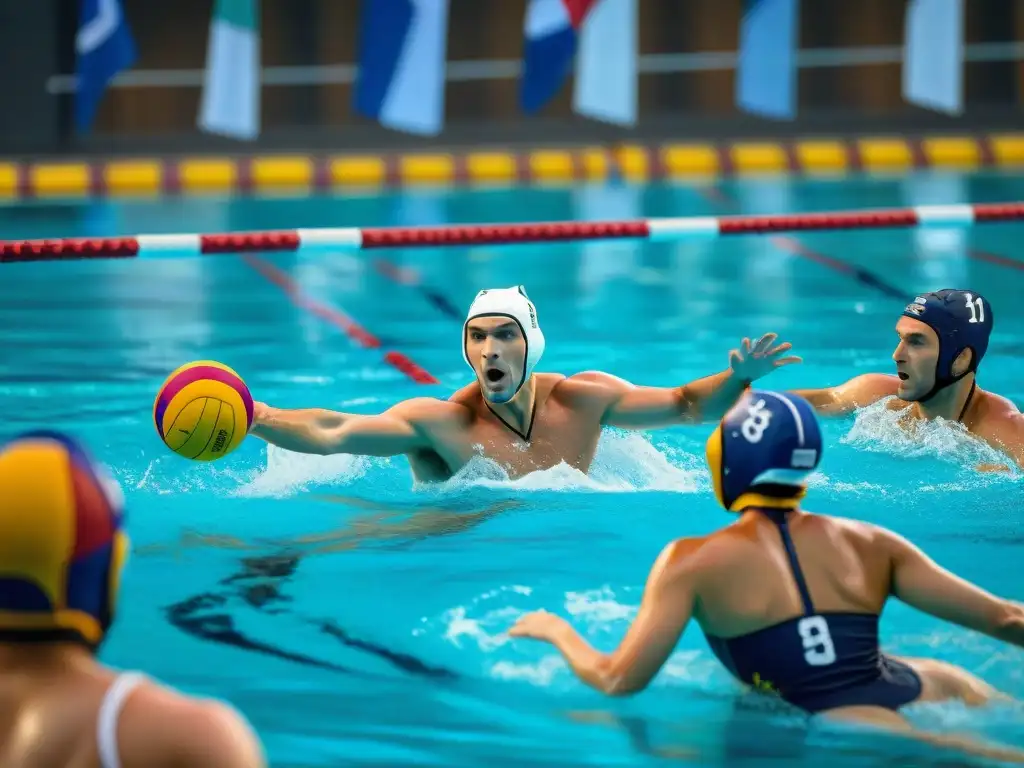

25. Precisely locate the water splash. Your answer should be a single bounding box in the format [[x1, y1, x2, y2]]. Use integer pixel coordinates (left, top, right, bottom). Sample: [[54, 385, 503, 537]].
[[234, 429, 706, 499], [233, 446, 378, 498], [122, 454, 260, 495], [843, 399, 1018, 472], [426, 583, 722, 692]]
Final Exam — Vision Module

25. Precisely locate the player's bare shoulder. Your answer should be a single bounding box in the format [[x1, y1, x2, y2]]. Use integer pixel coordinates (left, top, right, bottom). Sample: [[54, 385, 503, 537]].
[[555, 370, 628, 408], [837, 373, 905, 411], [975, 387, 1022, 420], [390, 396, 471, 430], [447, 380, 479, 405], [807, 511, 895, 552], [967, 388, 1024, 462], [120, 679, 266, 767], [841, 373, 901, 407]]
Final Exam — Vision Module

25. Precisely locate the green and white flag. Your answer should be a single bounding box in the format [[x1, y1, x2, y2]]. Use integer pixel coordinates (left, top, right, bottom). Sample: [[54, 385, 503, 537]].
[[198, 0, 260, 140]]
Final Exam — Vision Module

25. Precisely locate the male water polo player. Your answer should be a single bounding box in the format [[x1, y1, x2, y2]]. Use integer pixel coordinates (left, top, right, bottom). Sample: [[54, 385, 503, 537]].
[[508, 391, 1024, 764], [0, 431, 266, 768], [791, 289, 1024, 468], [249, 285, 801, 482]]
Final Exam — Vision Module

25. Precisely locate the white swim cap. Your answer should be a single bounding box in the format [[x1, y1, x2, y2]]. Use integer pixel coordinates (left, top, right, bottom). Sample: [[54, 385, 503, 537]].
[[462, 286, 545, 395]]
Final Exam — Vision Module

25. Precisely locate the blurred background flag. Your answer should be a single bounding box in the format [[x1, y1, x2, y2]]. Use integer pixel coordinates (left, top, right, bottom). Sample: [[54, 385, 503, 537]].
[[75, 0, 137, 133], [520, 0, 637, 125], [902, 0, 964, 115], [520, 0, 588, 114], [198, 0, 261, 140], [574, 0, 638, 126], [735, 0, 799, 120], [354, 0, 451, 136]]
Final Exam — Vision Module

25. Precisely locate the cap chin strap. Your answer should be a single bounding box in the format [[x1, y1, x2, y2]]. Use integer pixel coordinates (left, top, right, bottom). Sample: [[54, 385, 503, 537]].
[[728, 489, 806, 513], [918, 344, 977, 403], [918, 371, 967, 403], [919, 379, 978, 425]]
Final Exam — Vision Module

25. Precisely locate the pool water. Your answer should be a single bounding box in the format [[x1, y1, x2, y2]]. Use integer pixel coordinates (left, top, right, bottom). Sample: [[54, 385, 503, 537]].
[[1, 170, 1022, 766]]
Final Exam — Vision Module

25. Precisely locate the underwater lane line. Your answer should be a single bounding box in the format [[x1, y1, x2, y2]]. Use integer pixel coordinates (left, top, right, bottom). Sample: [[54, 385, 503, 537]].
[[241, 253, 439, 384], [371, 258, 462, 320], [968, 249, 1024, 272], [697, 186, 907, 300]]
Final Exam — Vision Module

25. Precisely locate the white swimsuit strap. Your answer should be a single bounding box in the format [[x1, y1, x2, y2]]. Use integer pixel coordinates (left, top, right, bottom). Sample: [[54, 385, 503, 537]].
[[97, 673, 145, 768]]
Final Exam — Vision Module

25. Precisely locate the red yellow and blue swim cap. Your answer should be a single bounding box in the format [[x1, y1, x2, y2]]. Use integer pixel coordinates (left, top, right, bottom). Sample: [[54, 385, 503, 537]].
[[0, 430, 128, 649]]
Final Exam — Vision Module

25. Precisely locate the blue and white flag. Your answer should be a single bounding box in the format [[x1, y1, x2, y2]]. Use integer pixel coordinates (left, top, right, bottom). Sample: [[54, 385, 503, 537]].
[[903, 0, 964, 115], [75, 0, 137, 133], [520, 0, 591, 114], [520, 0, 637, 125], [354, 0, 450, 136], [198, 0, 261, 140], [736, 0, 799, 120], [573, 0, 637, 126]]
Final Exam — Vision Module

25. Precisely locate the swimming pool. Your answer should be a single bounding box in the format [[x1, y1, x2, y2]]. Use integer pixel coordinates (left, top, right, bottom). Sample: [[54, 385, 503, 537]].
[[1, 169, 1022, 765]]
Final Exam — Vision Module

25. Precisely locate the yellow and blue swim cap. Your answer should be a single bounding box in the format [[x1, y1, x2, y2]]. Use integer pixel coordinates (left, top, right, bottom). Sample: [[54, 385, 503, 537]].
[[0, 430, 128, 649], [705, 390, 822, 512]]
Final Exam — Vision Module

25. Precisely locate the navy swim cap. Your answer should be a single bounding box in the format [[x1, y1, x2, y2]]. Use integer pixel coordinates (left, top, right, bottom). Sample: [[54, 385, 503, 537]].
[[705, 390, 823, 512], [901, 289, 992, 400]]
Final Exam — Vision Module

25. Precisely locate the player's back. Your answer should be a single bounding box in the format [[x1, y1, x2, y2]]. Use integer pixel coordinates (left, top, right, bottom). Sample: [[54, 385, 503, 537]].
[[0, 666, 104, 768], [692, 508, 920, 713], [694, 509, 892, 637], [0, 652, 265, 768]]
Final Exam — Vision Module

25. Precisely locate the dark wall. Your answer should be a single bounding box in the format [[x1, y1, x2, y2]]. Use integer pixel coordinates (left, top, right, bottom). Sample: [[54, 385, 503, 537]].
[[0, 1, 64, 152], [10, 0, 1024, 156]]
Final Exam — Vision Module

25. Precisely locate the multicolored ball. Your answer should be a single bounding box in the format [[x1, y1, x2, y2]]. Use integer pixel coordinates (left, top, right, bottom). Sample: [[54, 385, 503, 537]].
[[153, 361, 253, 461]]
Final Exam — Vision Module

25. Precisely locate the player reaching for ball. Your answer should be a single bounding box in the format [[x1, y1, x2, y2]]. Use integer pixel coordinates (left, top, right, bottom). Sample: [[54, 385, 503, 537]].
[[244, 286, 800, 482]]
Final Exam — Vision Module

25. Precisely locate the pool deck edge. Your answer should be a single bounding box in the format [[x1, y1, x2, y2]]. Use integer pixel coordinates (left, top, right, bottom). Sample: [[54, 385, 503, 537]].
[[1, 133, 1023, 200]]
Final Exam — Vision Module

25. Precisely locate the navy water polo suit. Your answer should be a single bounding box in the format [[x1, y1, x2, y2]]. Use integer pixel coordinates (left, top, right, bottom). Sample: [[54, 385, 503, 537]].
[[702, 391, 922, 713]]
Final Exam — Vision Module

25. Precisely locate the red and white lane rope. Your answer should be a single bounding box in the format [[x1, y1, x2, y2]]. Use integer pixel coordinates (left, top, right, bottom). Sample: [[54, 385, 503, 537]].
[[1, 202, 1021, 263]]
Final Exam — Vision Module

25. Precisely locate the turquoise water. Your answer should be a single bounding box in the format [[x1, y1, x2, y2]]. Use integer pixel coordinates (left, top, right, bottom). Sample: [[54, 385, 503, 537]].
[[1, 171, 1023, 766]]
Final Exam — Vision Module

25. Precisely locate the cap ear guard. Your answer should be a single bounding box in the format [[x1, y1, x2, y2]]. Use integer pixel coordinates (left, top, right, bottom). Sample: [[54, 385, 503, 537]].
[[96, 529, 130, 647], [705, 425, 726, 509]]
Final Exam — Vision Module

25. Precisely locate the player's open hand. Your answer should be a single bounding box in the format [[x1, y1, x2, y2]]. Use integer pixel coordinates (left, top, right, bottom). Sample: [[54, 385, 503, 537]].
[[729, 333, 802, 382], [508, 610, 571, 643]]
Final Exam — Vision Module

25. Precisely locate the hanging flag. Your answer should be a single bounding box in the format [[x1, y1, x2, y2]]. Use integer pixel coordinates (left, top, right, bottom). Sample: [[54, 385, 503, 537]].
[[75, 0, 137, 133], [198, 0, 261, 140], [354, 0, 450, 136], [902, 0, 964, 115], [520, 0, 594, 114], [573, 0, 637, 126], [736, 0, 799, 120]]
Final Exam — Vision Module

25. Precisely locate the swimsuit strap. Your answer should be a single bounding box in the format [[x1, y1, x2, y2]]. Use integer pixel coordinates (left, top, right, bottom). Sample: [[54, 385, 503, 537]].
[[97, 672, 145, 768], [958, 380, 977, 424], [757, 508, 816, 615], [484, 395, 538, 442]]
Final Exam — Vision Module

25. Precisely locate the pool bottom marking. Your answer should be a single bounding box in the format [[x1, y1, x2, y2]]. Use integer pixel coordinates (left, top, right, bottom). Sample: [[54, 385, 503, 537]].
[[164, 554, 458, 681]]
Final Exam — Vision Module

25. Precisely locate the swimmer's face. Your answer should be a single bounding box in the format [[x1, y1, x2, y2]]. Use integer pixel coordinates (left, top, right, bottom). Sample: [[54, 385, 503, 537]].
[[892, 317, 939, 400], [465, 316, 527, 403]]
